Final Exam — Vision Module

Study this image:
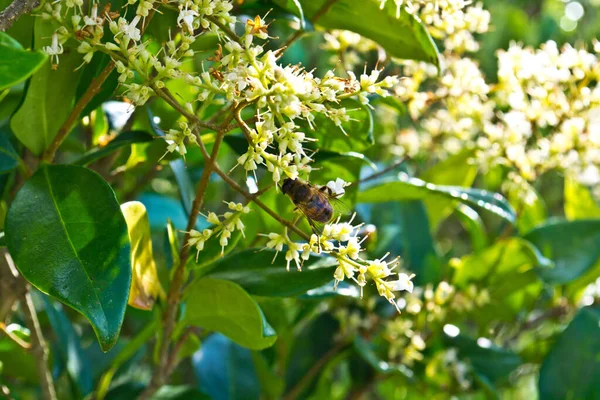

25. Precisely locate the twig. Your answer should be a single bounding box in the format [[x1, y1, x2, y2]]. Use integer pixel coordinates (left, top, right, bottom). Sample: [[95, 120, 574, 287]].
[[41, 62, 115, 164], [349, 157, 407, 187], [205, 16, 243, 46], [283, 342, 349, 400], [23, 291, 57, 400], [0, 322, 30, 349], [0, 0, 39, 31], [280, 0, 339, 50]]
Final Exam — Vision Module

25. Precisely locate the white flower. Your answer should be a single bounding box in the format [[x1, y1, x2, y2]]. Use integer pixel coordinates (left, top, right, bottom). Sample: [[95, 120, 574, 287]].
[[389, 273, 415, 293], [43, 32, 63, 67], [326, 178, 350, 197], [177, 9, 198, 33]]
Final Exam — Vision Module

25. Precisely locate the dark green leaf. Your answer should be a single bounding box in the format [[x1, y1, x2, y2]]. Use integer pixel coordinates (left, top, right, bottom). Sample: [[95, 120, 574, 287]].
[[274, 0, 440, 66], [5, 165, 131, 351], [183, 278, 277, 349], [506, 179, 547, 233], [0, 32, 46, 91], [187, 230, 242, 270], [0, 125, 20, 174], [539, 307, 600, 400], [170, 158, 194, 216], [192, 333, 260, 400], [285, 313, 340, 395], [10, 19, 84, 155], [525, 219, 600, 284], [73, 130, 154, 166], [299, 280, 360, 299], [42, 296, 93, 396], [203, 249, 339, 297], [0, 325, 37, 384], [358, 172, 516, 224]]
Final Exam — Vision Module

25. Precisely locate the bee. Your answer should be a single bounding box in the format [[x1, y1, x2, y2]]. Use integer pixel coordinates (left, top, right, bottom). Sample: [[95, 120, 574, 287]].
[[281, 178, 348, 231]]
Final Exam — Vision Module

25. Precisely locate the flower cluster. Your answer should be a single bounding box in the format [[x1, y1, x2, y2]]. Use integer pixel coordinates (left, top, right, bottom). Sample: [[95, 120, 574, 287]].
[[187, 202, 251, 260], [321, 30, 379, 72], [265, 212, 414, 311]]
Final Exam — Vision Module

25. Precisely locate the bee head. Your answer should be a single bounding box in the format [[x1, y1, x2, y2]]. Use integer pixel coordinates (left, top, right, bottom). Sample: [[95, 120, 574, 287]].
[[281, 178, 295, 195]]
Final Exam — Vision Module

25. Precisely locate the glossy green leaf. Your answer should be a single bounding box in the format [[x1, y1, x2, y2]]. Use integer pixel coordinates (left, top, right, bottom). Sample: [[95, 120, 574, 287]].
[[192, 333, 260, 400], [73, 130, 154, 166], [358, 172, 516, 224], [564, 178, 600, 220], [42, 296, 93, 396], [304, 98, 374, 153], [539, 307, 600, 400], [10, 19, 84, 155], [170, 158, 195, 216], [203, 249, 339, 297], [121, 201, 164, 310], [420, 150, 478, 231], [183, 278, 277, 349], [0, 125, 20, 174], [525, 219, 600, 284], [5, 165, 131, 351], [0, 32, 47, 91], [299, 280, 360, 299], [274, 0, 440, 66]]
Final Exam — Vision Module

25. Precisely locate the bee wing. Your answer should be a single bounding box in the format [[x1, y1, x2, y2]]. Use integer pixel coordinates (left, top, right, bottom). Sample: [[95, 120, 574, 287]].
[[294, 203, 325, 235], [327, 194, 353, 218]]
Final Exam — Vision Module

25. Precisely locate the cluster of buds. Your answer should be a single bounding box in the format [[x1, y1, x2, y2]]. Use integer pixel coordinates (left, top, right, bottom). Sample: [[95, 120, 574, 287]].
[[187, 202, 251, 260]]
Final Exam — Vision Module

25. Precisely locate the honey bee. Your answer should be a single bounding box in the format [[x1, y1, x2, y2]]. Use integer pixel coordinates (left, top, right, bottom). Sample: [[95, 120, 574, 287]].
[[281, 178, 348, 231]]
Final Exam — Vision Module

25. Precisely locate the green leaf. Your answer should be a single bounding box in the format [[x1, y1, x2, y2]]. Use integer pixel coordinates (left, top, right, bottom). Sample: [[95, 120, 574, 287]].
[[353, 336, 412, 377], [121, 201, 165, 310], [0, 32, 47, 91], [183, 278, 277, 350], [420, 150, 478, 231], [5, 165, 131, 351], [275, 0, 440, 66], [187, 230, 242, 270], [42, 296, 93, 396], [299, 280, 360, 299], [0, 125, 21, 174], [73, 130, 154, 166], [564, 178, 600, 220], [0, 324, 37, 384], [444, 332, 522, 386], [358, 172, 516, 224], [455, 204, 488, 252], [304, 98, 374, 153], [453, 238, 551, 286], [539, 307, 600, 400], [192, 333, 260, 400], [203, 249, 339, 297], [524, 219, 600, 284], [10, 19, 84, 155], [506, 179, 547, 233], [398, 201, 440, 285]]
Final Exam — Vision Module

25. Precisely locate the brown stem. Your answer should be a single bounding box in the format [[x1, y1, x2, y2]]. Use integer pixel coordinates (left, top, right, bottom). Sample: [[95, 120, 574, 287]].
[[41, 62, 115, 164], [0, 0, 39, 31], [139, 105, 237, 399]]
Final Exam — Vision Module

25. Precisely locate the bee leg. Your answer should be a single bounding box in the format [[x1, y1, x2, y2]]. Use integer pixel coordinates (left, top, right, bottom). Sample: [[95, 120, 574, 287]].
[[307, 218, 320, 236]]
